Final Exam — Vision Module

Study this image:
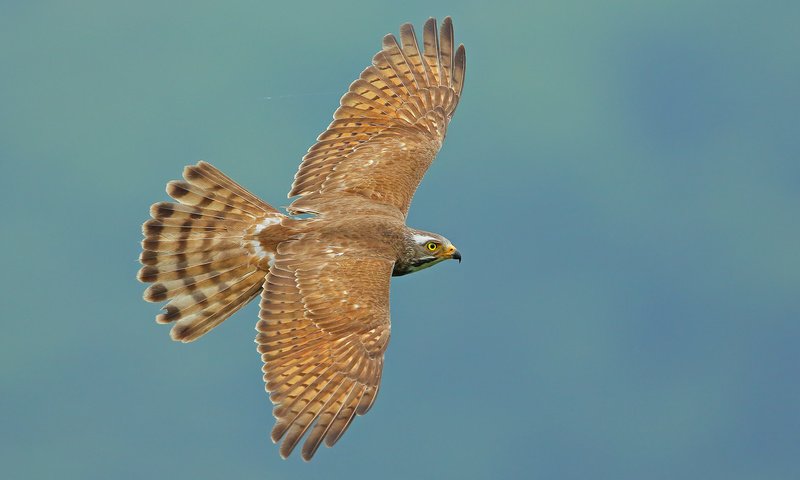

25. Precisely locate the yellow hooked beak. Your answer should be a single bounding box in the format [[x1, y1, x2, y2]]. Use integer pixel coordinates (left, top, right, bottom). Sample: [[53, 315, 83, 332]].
[[444, 244, 462, 263]]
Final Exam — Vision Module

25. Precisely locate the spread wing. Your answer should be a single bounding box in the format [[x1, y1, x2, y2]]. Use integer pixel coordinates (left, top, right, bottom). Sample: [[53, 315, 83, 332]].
[[288, 17, 466, 217], [256, 238, 393, 461]]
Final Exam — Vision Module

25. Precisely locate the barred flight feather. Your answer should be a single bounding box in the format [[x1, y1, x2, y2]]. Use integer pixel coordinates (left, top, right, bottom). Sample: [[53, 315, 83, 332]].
[[288, 17, 466, 217], [139, 161, 284, 342]]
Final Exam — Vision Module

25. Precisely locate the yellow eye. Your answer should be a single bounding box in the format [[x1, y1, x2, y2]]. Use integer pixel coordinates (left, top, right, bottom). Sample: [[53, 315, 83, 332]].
[[426, 242, 439, 252]]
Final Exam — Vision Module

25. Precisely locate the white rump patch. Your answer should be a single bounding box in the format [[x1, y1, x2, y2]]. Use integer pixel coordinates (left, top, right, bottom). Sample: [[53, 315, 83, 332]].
[[250, 216, 280, 266], [254, 216, 281, 234], [250, 240, 275, 266]]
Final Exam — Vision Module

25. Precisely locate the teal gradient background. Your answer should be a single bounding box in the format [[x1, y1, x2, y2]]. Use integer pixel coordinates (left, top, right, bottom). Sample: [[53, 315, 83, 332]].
[[2, 1, 798, 478]]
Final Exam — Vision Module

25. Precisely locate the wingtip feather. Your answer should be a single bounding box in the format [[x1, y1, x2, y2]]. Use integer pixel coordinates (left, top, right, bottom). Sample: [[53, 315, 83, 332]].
[[143, 283, 168, 302], [169, 323, 194, 342], [137, 265, 158, 283], [382, 33, 397, 47]]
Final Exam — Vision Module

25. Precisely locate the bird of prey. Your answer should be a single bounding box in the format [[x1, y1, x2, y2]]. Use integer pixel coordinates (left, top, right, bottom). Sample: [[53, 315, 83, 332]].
[[138, 17, 466, 461]]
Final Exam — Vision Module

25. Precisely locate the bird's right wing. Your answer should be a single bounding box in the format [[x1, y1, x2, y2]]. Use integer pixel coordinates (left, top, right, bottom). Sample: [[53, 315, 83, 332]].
[[288, 17, 466, 217], [257, 237, 394, 461]]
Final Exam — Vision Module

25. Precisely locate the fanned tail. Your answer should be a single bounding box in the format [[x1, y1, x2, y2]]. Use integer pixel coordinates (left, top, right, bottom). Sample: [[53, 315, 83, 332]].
[[138, 161, 285, 342]]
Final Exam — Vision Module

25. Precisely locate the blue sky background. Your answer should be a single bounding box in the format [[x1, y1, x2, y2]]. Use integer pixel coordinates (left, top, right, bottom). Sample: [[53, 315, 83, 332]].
[[1, 1, 798, 478]]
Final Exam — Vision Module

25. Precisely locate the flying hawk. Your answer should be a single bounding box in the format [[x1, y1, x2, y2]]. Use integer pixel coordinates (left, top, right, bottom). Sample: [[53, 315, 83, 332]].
[[138, 17, 466, 461]]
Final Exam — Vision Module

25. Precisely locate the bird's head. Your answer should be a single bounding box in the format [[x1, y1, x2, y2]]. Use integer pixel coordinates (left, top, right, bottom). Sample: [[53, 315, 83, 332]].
[[393, 229, 461, 276]]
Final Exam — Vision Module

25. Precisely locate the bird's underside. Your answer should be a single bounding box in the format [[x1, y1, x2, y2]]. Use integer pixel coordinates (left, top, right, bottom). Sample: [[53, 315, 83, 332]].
[[138, 17, 466, 461]]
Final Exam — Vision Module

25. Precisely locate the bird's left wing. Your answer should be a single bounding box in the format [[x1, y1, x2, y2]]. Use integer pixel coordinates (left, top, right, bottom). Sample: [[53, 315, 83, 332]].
[[257, 237, 393, 461], [288, 17, 466, 217]]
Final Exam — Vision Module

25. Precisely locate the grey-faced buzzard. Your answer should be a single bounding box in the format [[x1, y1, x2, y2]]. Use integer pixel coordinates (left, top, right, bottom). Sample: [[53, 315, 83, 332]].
[[139, 17, 466, 460]]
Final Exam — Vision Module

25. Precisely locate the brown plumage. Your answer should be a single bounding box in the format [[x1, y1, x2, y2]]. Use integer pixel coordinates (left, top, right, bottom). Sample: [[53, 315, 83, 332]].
[[138, 17, 466, 460]]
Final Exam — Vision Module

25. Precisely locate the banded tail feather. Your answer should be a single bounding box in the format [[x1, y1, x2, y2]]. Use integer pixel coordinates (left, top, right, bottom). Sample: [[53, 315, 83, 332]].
[[139, 161, 285, 342]]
